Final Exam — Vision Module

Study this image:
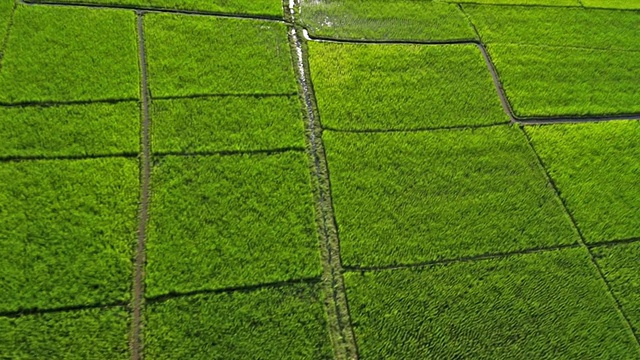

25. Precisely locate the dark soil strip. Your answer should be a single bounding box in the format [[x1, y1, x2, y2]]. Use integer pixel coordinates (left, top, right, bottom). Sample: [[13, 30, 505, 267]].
[[588, 237, 640, 249], [146, 277, 321, 304], [155, 147, 305, 158], [152, 92, 298, 101], [343, 243, 581, 273], [288, 20, 359, 360], [0, 97, 139, 108], [0, 152, 138, 163], [323, 122, 508, 134], [131, 12, 150, 360], [521, 126, 640, 348], [0, 301, 127, 319], [21, 0, 288, 23]]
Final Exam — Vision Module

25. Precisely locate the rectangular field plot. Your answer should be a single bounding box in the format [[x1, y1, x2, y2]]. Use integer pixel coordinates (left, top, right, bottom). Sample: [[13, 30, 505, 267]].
[[308, 43, 509, 130], [488, 44, 640, 117], [526, 121, 640, 243], [146, 152, 321, 297], [28, 0, 283, 16], [582, 0, 640, 9], [0, 6, 139, 104], [0, 307, 129, 359], [151, 96, 304, 154], [144, 284, 332, 359], [0, 158, 139, 312], [344, 248, 640, 359], [300, 0, 476, 42], [144, 14, 296, 97], [466, 5, 640, 50], [0, 102, 139, 158], [323, 126, 578, 267], [593, 242, 640, 336]]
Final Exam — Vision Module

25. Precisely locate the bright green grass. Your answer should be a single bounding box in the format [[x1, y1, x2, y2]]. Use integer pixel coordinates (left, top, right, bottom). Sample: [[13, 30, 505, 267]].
[[526, 121, 640, 243], [440, 0, 580, 5], [299, 0, 476, 41], [582, 0, 640, 9], [0, 0, 12, 41], [145, 284, 332, 359], [144, 14, 296, 97], [29, 0, 283, 16], [466, 5, 640, 50], [0, 102, 139, 158], [308, 43, 508, 130], [151, 96, 304, 154], [0, 307, 129, 359], [323, 126, 578, 267], [146, 152, 321, 297], [488, 44, 640, 117], [0, 158, 139, 312], [593, 242, 640, 336], [0, 6, 139, 103], [345, 248, 640, 359]]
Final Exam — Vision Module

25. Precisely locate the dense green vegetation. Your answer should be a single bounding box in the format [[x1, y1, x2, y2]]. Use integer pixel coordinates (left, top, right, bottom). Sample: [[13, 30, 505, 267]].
[[0, 158, 139, 312], [345, 248, 640, 359], [526, 121, 640, 243], [582, 0, 640, 9], [146, 152, 321, 297], [0, 6, 139, 103], [593, 242, 640, 336], [0, 307, 129, 359], [145, 284, 332, 359], [488, 44, 640, 117], [144, 14, 296, 97], [151, 96, 304, 154], [466, 5, 640, 50], [0, 102, 140, 158], [308, 43, 509, 130], [300, 0, 476, 41], [441, 0, 579, 5], [0, 0, 12, 40], [29, 0, 283, 16], [323, 126, 578, 267]]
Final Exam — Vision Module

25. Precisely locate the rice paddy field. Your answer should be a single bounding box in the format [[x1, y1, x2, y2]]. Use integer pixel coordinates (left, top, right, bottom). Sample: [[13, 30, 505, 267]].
[[0, 0, 639, 359]]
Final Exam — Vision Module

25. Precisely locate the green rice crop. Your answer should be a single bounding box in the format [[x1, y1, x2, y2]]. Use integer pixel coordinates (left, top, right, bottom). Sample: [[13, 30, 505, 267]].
[[308, 43, 509, 130], [151, 96, 304, 154], [299, 0, 476, 41], [0, 6, 139, 103], [525, 121, 640, 243], [345, 248, 640, 359], [488, 44, 640, 117], [440, 0, 580, 5], [0, 307, 129, 359], [144, 284, 332, 359], [465, 5, 640, 50], [323, 126, 578, 267], [28, 0, 283, 16], [144, 14, 296, 97], [0, 0, 12, 41], [0, 102, 140, 158], [146, 152, 321, 297], [582, 0, 640, 9], [593, 242, 640, 336], [0, 158, 139, 312]]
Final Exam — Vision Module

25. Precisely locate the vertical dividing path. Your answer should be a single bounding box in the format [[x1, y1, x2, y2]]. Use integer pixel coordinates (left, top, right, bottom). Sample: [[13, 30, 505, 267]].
[[131, 11, 151, 360], [285, 1, 359, 359], [521, 127, 640, 348]]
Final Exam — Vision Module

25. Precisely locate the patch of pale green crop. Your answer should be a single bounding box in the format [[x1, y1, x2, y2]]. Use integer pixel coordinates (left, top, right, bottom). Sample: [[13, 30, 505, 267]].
[[300, 0, 476, 41], [0, 102, 140, 158], [323, 126, 578, 267], [146, 152, 321, 297], [0, 158, 139, 312], [0, 6, 139, 103], [151, 96, 304, 154], [581, 0, 640, 9], [345, 248, 640, 359], [488, 44, 640, 117], [145, 284, 332, 359], [0, 307, 130, 359], [308, 42, 509, 130], [526, 121, 640, 243], [144, 14, 297, 97]]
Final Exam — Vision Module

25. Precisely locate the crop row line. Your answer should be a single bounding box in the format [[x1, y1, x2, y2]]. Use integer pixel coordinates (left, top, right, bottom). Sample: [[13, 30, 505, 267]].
[[588, 237, 640, 248], [0, 301, 128, 319], [522, 128, 640, 348], [20, 0, 288, 23]]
